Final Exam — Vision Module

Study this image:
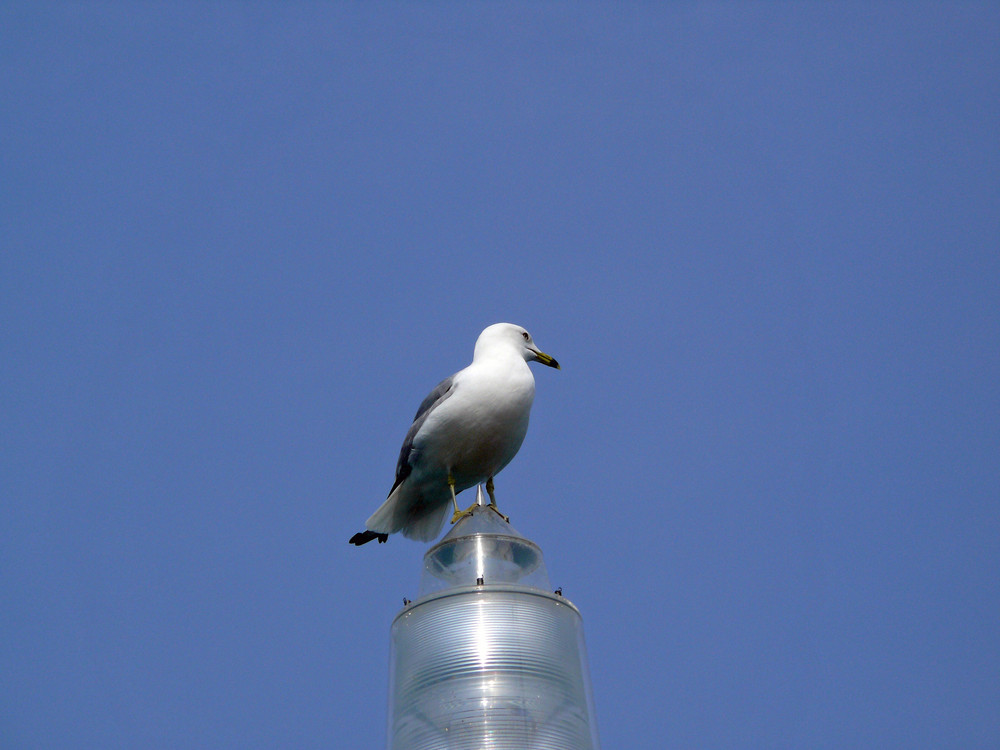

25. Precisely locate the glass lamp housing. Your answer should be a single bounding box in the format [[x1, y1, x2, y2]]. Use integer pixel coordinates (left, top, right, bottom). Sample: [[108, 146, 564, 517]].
[[387, 497, 600, 750]]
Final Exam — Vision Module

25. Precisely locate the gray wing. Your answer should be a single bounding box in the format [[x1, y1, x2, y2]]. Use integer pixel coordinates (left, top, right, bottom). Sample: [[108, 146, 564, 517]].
[[388, 376, 456, 495]]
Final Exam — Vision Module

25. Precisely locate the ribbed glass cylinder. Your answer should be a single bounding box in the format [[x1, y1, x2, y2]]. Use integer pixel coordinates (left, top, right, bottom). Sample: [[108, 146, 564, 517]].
[[387, 502, 599, 750]]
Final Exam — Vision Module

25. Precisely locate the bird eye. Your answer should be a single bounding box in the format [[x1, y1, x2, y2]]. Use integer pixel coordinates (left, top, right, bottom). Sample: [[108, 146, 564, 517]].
[[522, 331, 530, 341]]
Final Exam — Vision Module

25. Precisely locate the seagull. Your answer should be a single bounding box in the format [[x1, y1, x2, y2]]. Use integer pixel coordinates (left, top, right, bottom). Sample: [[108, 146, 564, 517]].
[[349, 323, 559, 545]]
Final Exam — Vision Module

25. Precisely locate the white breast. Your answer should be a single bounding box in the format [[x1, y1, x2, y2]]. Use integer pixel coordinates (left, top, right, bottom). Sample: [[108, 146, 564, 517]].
[[416, 355, 536, 486]]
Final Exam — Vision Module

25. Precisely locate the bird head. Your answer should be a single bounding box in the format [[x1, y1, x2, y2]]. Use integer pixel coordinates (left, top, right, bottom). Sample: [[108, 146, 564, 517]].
[[474, 323, 560, 369]]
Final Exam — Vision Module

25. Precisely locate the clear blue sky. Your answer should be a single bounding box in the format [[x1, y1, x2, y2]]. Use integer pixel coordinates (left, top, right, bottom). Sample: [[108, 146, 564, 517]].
[[2, 4, 998, 748]]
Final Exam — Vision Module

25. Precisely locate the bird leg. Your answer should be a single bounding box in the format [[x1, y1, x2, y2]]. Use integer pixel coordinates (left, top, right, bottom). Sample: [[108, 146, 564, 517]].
[[484, 477, 509, 523], [449, 474, 473, 524]]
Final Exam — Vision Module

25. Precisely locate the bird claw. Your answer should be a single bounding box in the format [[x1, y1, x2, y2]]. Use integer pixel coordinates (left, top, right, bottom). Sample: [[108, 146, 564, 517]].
[[488, 504, 509, 523]]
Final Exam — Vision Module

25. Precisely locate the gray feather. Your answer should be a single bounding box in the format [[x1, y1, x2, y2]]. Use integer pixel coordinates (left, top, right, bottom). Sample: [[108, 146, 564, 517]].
[[389, 376, 455, 495]]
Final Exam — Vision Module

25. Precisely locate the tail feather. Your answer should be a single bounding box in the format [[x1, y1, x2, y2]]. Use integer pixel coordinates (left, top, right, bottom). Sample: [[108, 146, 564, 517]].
[[364, 486, 407, 535], [400, 500, 449, 543], [349, 530, 388, 546], [354, 483, 450, 545]]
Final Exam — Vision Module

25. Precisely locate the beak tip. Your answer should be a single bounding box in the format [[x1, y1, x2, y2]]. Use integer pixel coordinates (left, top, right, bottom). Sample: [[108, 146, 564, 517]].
[[531, 348, 560, 370]]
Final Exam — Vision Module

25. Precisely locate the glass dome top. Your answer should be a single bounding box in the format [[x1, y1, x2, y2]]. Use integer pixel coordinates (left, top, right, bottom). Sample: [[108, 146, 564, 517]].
[[418, 489, 551, 596]]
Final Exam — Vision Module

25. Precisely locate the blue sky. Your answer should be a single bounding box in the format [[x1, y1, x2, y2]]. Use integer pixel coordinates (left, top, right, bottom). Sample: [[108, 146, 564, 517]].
[[2, 3, 998, 748]]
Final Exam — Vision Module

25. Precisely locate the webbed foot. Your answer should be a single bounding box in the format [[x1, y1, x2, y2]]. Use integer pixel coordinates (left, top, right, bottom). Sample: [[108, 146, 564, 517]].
[[487, 502, 509, 523], [484, 477, 509, 522]]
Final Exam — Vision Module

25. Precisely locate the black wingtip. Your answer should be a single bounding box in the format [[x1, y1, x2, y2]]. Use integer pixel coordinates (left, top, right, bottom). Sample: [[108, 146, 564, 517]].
[[349, 530, 389, 546]]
